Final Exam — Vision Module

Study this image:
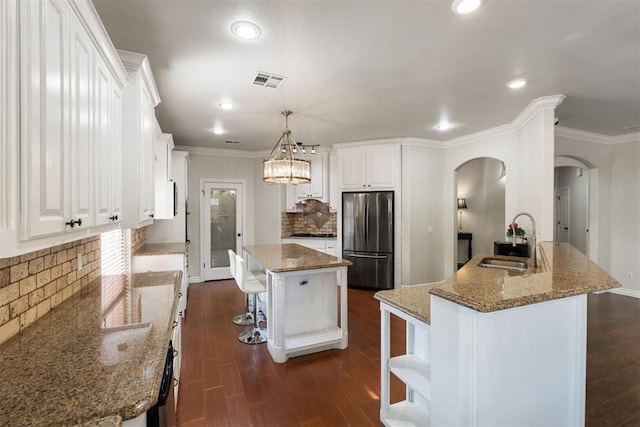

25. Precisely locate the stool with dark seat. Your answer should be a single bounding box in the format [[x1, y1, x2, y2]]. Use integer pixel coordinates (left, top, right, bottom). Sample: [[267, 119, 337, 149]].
[[235, 254, 267, 344]]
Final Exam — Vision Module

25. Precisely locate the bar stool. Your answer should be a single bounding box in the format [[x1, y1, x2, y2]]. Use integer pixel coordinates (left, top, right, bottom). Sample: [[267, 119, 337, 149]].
[[235, 254, 267, 344], [229, 249, 254, 326]]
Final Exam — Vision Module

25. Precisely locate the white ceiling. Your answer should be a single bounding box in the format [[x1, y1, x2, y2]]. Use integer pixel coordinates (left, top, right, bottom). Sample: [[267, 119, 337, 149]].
[[92, 0, 640, 151]]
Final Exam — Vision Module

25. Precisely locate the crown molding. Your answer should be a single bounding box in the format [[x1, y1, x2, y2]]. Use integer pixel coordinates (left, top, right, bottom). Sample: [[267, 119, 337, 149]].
[[118, 50, 161, 106], [331, 137, 404, 150], [69, 0, 129, 86], [447, 123, 516, 148], [610, 132, 640, 145], [511, 94, 566, 131], [554, 126, 611, 144], [398, 137, 446, 148], [174, 145, 264, 158]]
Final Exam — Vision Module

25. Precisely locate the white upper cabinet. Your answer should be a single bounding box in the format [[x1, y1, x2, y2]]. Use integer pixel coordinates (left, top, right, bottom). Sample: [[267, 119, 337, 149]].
[[20, 0, 73, 238], [339, 144, 398, 190], [1, 0, 127, 256], [296, 154, 326, 200], [119, 50, 161, 229], [284, 153, 328, 211], [154, 132, 175, 220]]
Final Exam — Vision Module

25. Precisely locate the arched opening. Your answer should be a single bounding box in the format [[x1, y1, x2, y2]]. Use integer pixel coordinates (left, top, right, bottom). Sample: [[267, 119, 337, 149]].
[[554, 156, 598, 260], [455, 157, 506, 269]]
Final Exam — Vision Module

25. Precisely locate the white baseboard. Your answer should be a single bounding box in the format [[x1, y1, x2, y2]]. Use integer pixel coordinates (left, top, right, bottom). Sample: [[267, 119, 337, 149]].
[[188, 276, 202, 284], [608, 287, 640, 299]]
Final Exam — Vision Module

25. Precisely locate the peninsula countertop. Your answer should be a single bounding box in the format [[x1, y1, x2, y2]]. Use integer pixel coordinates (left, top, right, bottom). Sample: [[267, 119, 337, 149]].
[[243, 243, 351, 273], [0, 271, 182, 426], [375, 242, 621, 324]]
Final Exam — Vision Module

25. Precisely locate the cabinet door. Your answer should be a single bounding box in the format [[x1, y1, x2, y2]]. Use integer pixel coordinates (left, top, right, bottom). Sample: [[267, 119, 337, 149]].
[[109, 84, 123, 222], [138, 89, 155, 221], [366, 145, 397, 188], [308, 155, 325, 198], [69, 13, 94, 228], [93, 57, 111, 226], [340, 148, 366, 190], [20, 0, 71, 238]]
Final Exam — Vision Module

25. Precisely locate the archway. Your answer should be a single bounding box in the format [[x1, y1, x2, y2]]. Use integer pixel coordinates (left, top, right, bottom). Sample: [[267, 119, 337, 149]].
[[554, 156, 598, 261], [455, 157, 506, 269]]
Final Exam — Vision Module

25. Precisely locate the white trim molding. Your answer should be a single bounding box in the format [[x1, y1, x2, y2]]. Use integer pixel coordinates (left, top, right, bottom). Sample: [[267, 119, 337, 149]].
[[188, 276, 202, 284], [610, 132, 640, 145], [555, 126, 611, 144], [175, 144, 263, 158], [608, 287, 640, 299], [117, 50, 161, 106]]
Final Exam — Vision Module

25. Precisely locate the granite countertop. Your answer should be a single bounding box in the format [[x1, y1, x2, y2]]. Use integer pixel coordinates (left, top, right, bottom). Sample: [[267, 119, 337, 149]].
[[375, 242, 621, 324], [134, 242, 188, 256], [0, 271, 182, 426], [243, 244, 352, 273]]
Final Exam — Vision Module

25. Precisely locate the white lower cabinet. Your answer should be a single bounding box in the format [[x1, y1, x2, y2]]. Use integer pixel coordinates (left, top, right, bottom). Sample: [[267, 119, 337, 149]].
[[281, 238, 337, 256], [132, 253, 188, 316], [380, 302, 431, 426]]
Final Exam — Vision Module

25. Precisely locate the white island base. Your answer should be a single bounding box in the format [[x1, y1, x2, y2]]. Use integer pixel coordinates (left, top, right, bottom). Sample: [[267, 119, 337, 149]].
[[243, 244, 351, 364], [381, 294, 587, 426], [266, 267, 348, 363]]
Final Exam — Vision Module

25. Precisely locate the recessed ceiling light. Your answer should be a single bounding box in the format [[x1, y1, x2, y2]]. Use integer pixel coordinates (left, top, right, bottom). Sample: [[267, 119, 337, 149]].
[[507, 78, 527, 89], [210, 127, 225, 135], [219, 102, 234, 110], [230, 21, 261, 40], [451, 0, 483, 15], [436, 122, 453, 131]]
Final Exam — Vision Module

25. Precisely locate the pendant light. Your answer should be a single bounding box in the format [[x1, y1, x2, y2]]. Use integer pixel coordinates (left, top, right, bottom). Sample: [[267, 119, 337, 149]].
[[263, 111, 311, 184]]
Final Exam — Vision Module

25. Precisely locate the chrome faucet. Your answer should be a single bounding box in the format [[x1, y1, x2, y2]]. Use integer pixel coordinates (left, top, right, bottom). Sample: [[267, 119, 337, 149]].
[[510, 212, 537, 267]]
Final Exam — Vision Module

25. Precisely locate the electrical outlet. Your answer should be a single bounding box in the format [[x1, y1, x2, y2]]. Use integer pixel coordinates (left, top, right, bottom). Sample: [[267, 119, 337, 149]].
[[626, 271, 634, 279], [77, 254, 83, 271]]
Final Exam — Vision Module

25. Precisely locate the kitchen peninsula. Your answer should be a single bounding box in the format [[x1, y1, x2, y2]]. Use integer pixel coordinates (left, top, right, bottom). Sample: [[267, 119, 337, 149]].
[[375, 242, 621, 427], [0, 271, 183, 426], [242, 243, 351, 363]]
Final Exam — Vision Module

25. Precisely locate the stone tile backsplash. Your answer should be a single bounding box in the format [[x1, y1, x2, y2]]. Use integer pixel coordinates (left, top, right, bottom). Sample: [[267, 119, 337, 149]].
[[281, 200, 337, 237], [0, 237, 101, 345]]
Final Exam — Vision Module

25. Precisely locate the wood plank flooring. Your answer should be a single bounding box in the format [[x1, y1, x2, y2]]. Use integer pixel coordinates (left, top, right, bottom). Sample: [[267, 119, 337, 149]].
[[176, 281, 640, 426]]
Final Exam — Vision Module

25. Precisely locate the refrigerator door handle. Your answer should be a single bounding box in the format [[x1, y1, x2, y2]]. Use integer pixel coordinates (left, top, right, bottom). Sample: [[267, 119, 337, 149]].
[[344, 252, 388, 260]]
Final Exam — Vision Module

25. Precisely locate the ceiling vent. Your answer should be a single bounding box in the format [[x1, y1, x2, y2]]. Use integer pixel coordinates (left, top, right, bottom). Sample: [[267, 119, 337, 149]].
[[622, 124, 640, 132], [252, 71, 286, 88], [224, 140, 240, 144]]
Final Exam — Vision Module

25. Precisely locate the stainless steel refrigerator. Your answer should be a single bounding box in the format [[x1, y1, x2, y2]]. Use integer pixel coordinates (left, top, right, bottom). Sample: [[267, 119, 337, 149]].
[[342, 191, 394, 290]]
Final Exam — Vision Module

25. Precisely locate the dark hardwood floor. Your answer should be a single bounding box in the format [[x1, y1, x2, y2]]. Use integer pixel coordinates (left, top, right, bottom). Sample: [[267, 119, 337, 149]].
[[176, 281, 640, 426]]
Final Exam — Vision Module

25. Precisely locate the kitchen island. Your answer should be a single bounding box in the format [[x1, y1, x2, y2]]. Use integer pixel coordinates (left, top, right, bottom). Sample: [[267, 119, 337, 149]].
[[375, 242, 620, 427], [242, 243, 352, 363], [0, 271, 182, 426]]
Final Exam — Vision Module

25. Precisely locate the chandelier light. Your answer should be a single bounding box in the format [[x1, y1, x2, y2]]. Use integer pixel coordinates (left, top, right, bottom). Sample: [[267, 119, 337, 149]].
[[263, 111, 311, 184]]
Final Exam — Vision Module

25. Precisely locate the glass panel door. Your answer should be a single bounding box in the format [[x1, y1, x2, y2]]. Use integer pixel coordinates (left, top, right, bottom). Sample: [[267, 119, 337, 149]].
[[202, 182, 243, 281]]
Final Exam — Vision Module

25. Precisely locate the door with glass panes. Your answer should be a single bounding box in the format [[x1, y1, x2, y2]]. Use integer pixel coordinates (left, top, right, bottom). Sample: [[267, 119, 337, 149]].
[[201, 182, 243, 281]]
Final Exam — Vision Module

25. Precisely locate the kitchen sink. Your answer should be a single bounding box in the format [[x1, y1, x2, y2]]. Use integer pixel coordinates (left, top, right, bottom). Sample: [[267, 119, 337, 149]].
[[477, 257, 528, 273]]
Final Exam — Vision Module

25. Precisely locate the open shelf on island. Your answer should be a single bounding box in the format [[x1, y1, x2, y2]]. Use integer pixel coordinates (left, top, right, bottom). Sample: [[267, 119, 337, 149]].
[[383, 401, 430, 427], [388, 354, 431, 400], [285, 326, 343, 350]]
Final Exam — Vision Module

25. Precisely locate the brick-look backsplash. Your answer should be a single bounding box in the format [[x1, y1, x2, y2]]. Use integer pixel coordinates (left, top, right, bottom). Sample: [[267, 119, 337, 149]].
[[281, 212, 337, 237], [130, 226, 147, 254], [0, 236, 101, 345]]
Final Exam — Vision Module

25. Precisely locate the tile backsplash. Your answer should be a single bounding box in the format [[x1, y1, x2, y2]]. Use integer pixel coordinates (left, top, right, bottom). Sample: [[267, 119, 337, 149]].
[[281, 201, 337, 237], [0, 237, 101, 345]]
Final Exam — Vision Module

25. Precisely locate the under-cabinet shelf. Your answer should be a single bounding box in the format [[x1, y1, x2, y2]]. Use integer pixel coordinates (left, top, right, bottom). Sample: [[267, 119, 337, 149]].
[[382, 401, 430, 427], [284, 326, 343, 351], [388, 354, 431, 400]]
